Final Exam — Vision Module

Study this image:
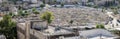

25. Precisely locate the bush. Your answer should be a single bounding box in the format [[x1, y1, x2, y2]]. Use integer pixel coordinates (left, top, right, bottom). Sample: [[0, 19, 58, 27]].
[[113, 9, 119, 15], [96, 24, 105, 29], [85, 27, 90, 30], [61, 3, 64, 7], [34, 11, 39, 15], [40, 11, 54, 24], [40, 4, 45, 8], [0, 15, 17, 39], [93, 5, 98, 8], [69, 20, 74, 24]]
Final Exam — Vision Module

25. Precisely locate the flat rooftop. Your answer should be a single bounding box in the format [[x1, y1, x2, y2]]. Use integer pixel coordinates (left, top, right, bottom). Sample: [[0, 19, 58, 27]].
[[79, 29, 115, 38], [36, 26, 74, 36]]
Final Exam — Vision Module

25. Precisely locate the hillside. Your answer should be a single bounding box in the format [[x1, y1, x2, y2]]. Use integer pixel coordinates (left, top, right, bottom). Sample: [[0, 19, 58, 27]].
[[41, 7, 109, 26]]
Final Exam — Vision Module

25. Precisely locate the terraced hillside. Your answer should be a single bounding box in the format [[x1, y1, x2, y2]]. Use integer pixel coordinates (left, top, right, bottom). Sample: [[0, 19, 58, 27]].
[[42, 7, 109, 26]]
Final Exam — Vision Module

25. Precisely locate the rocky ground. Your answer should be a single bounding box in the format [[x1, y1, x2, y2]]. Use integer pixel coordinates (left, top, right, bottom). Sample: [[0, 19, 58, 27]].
[[40, 7, 110, 26]]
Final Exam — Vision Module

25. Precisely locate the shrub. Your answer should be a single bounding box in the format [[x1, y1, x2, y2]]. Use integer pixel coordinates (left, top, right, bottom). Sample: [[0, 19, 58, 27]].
[[61, 3, 64, 7], [96, 24, 105, 29], [40, 4, 45, 8]]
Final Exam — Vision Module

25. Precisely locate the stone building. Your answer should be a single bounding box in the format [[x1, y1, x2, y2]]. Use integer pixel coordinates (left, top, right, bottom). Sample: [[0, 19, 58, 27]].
[[17, 21, 30, 39], [40, 0, 80, 4], [17, 18, 77, 39], [22, 0, 38, 3]]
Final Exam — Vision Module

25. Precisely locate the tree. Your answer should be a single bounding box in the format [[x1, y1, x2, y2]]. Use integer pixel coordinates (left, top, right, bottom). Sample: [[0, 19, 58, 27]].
[[96, 24, 105, 29], [23, 10, 29, 17], [0, 15, 17, 39], [112, 8, 119, 15], [102, 8, 106, 12], [9, 0, 18, 4], [32, 8, 36, 12], [104, 1, 117, 7], [69, 20, 74, 26], [61, 3, 64, 7], [43, 0, 46, 4], [18, 9, 23, 17], [32, 8, 39, 15], [88, 0, 94, 2], [40, 4, 45, 8], [54, 0, 57, 3], [18, 10, 29, 17], [9, 12, 15, 18], [40, 11, 54, 26], [34, 11, 39, 15], [93, 5, 98, 8], [113, 10, 119, 15], [54, 0, 57, 7]]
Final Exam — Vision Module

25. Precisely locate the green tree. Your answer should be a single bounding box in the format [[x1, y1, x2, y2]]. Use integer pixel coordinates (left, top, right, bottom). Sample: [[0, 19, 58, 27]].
[[96, 24, 105, 29], [93, 5, 98, 8], [18, 10, 29, 17], [69, 20, 74, 26], [61, 3, 64, 7], [32, 8, 39, 15], [9, 0, 18, 4], [0, 15, 17, 39], [40, 11, 54, 27], [9, 12, 15, 18], [24, 10, 29, 17], [54, 0, 57, 7], [40, 4, 45, 8], [43, 0, 46, 4], [18, 9, 23, 17], [34, 11, 39, 15], [112, 8, 119, 15], [54, 0, 57, 3], [32, 8, 35, 11]]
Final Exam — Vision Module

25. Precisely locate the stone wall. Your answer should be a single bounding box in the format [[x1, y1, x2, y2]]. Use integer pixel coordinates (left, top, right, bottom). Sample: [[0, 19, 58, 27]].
[[30, 29, 48, 39], [17, 20, 48, 39], [17, 21, 30, 39]]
